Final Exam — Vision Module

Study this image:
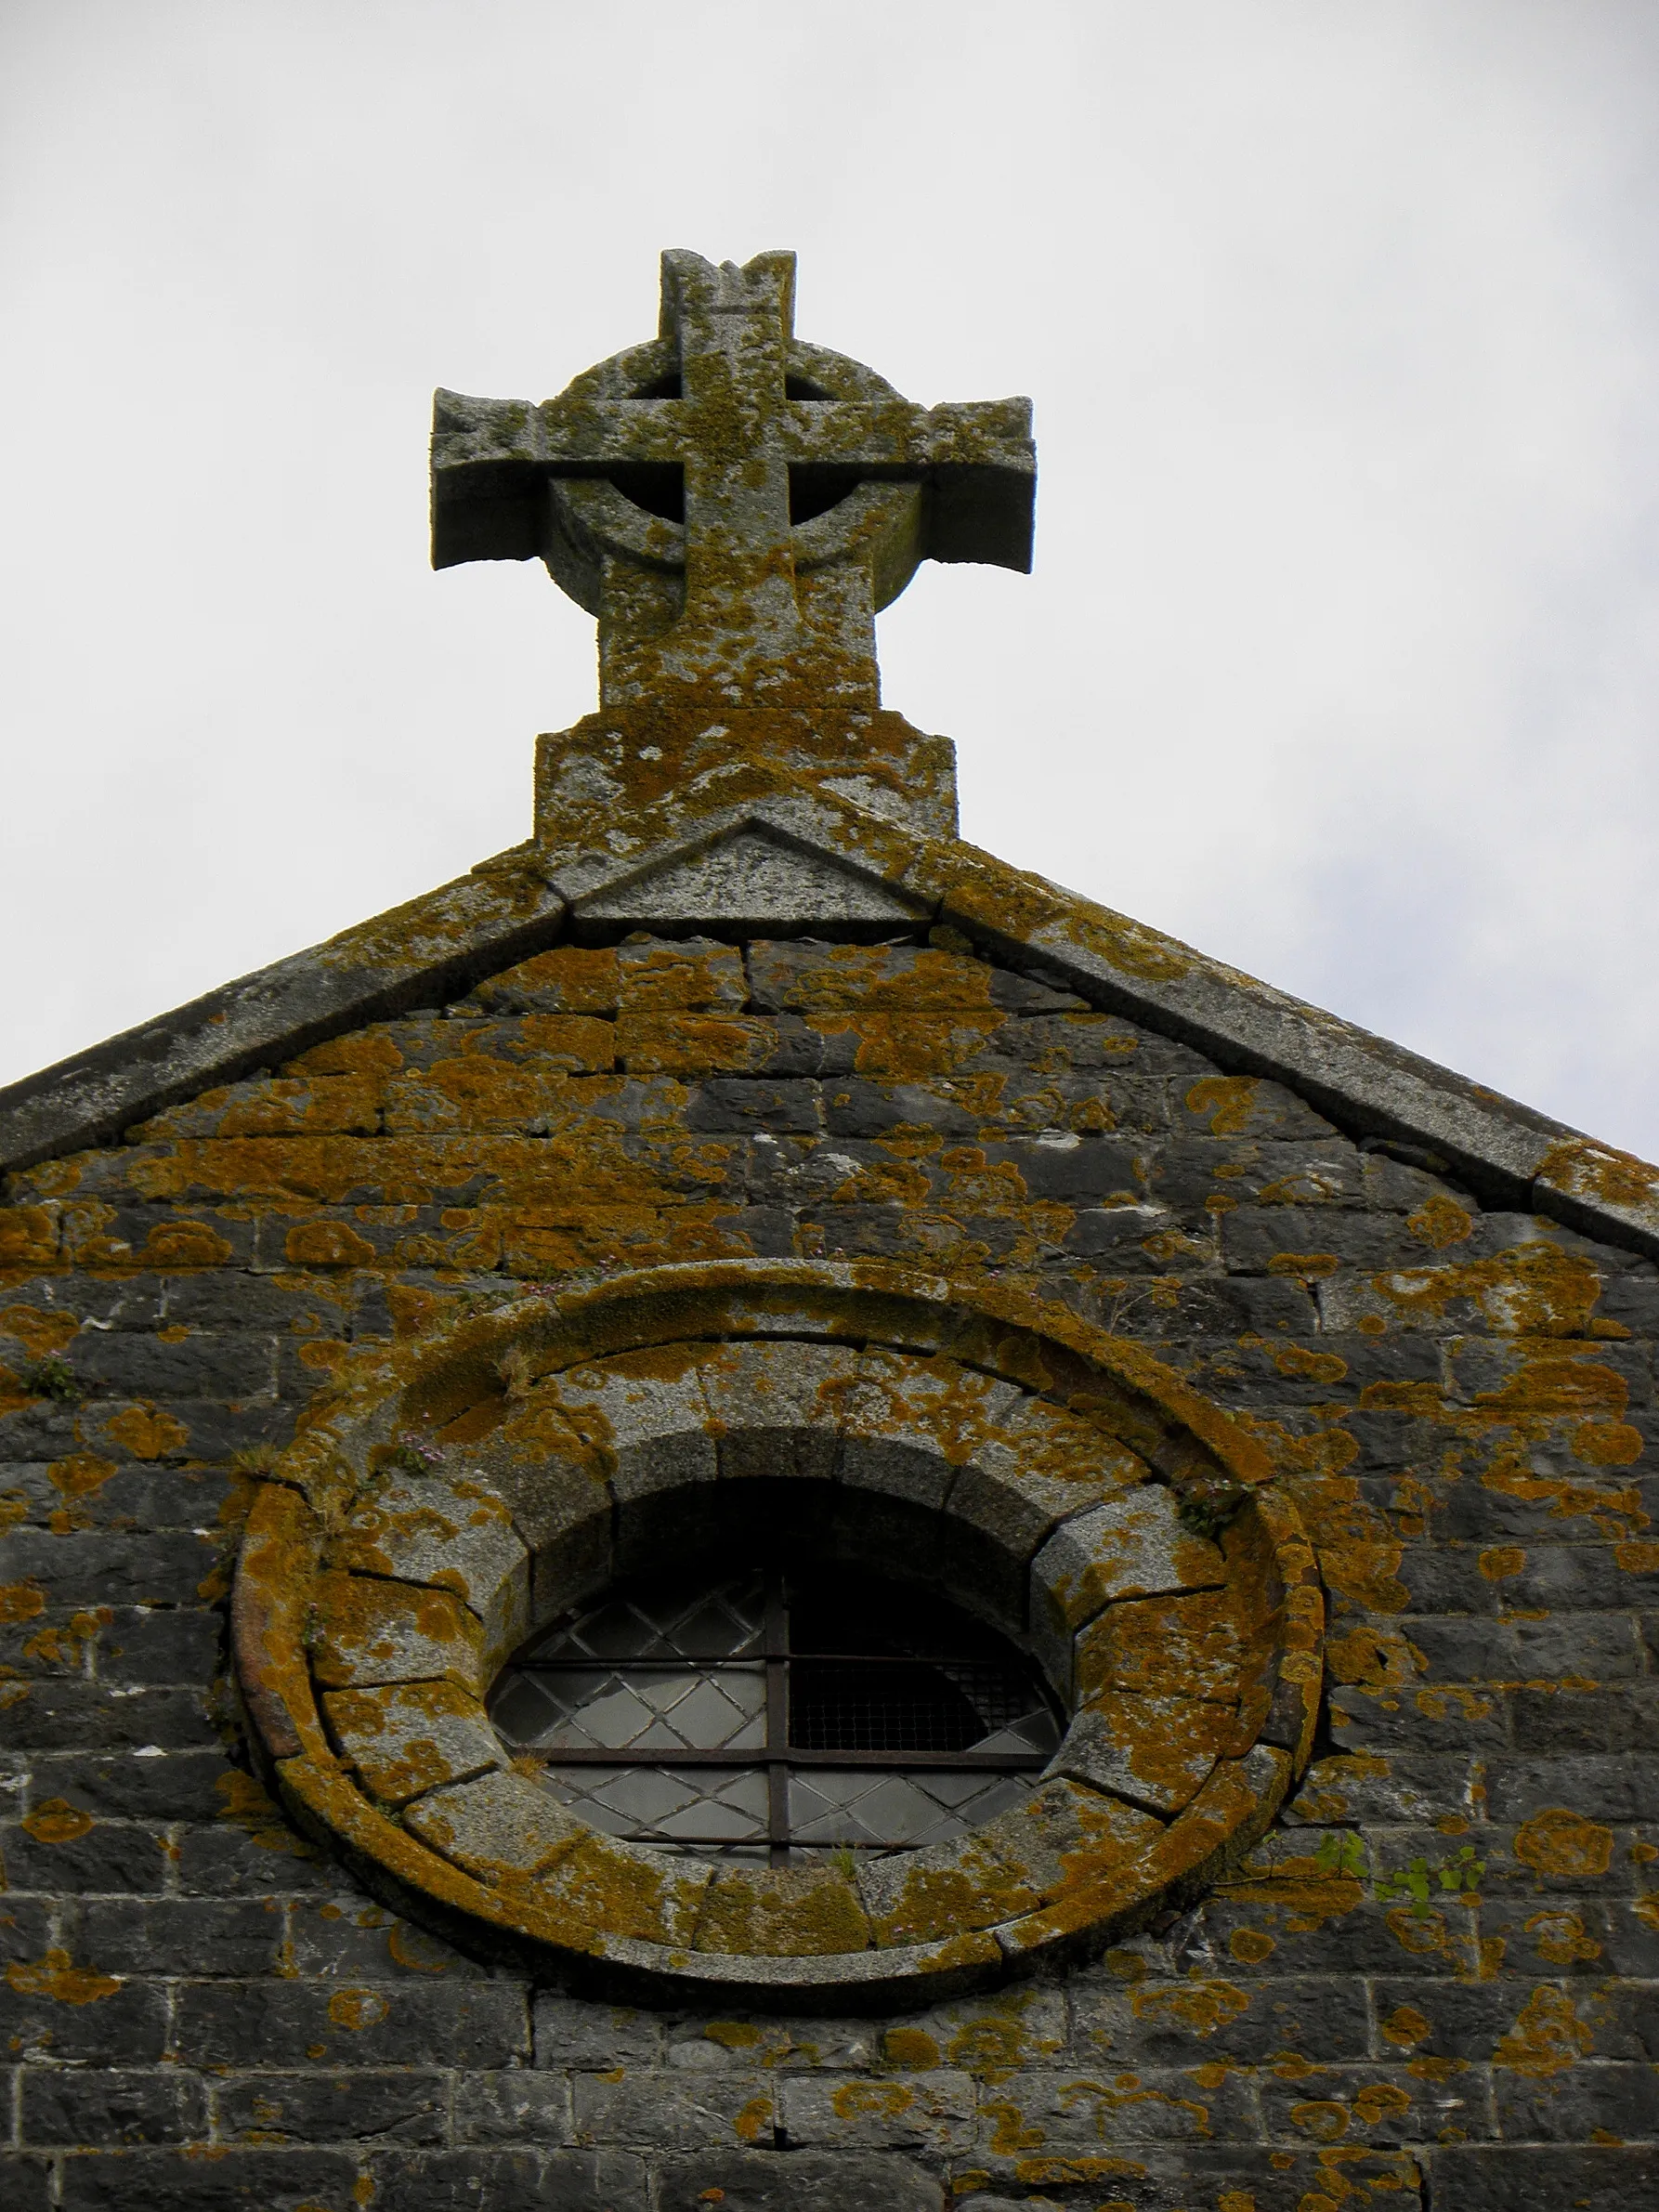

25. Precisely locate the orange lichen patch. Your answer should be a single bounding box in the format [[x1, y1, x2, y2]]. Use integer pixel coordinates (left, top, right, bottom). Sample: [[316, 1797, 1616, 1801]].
[[866, 1841, 1041, 1948], [1185, 1079, 1261, 1135], [808, 1012, 1007, 1079], [1616, 1538, 1659, 1573], [1235, 1417, 1405, 1614], [1572, 1419, 1644, 1466], [214, 1770, 314, 1858], [473, 944, 621, 1014], [1274, 1345, 1349, 1384], [616, 1014, 775, 1076], [1074, 1589, 1254, 1705], [1478, 1547, 1525, 1583], [1478, 1454, 1648, 1537], [46, 1452, 117, 1504], [1373, 1243, 1607, 1337], [1129, 1980, 1250, 2037], [1354, 1380, 1445, 1415], [1266, 1253, 1339, 1280], [21, 1608, 109, 1669], [944, 1996, 1062, 2078], [1380, 2005, 1430, 2050], [0, 1304, 79, 1356], [734, 2093, 775, 2142], [287, 1030, 406, 1078], [326, 1987, 391, 2030], [208, 1077, 385, 1139], [384, 1056, 581, 1134], [5, 1950, 123, 2004], [0, 1580, 46, 1625], [1405, 1195, 1474, 1250], [1491, 1985, 1596, 2075], [692, 1865, 868, 1957], [1325, 1626, 1423, 1692], [21, 1797, 95, 1843], [0, 1206, 60, 1276], [1535, 1136, 1659, 1211], [752, 943, 999, 1012], [1214, 1850, 1364, 1932], [308, 1573, 486, 1691], [1514, 1808, 1614, 1881], [882, 2027, 942, 2070], [1289, 2101, 1351, 2142], [137, 1219, 237, 1270], [103, 1405, 189, 1459], [1473, 1345, 1631, 1420], [1229, 1928, 1277, 1964], [1524, 1911, 1602, 1965]]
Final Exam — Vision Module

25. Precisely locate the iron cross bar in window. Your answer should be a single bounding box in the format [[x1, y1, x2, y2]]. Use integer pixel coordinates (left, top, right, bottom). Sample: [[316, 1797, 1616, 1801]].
[[529, 1566, 1048, 1866]]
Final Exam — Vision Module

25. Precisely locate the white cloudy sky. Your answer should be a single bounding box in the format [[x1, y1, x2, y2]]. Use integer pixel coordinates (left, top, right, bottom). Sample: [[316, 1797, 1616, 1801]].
[[4, 2, 1658, 1155]]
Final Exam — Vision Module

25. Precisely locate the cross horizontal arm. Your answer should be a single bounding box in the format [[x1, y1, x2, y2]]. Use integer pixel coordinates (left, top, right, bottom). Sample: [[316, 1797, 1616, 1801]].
[[431, 388, 686, 568], [782, 395, 1036, 571]]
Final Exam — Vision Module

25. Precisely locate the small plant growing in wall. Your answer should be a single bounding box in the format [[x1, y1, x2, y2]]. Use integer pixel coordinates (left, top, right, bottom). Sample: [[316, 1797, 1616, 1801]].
[[22, 1355, 82, 1405], [383, 1428, 446, 1478], [1314, 1831, 1484, 1918]]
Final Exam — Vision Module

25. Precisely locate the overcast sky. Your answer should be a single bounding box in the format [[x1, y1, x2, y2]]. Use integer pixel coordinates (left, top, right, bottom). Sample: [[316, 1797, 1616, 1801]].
[[4, 2, 1658, 1157]]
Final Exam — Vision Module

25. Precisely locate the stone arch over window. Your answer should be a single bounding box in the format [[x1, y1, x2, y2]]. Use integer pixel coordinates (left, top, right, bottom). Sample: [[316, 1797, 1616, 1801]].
[[233, 1260, 1324, 2005]]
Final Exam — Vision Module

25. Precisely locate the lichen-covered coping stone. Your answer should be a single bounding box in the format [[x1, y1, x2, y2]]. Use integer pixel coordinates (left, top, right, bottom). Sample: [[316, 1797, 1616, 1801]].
[[234, 1258, 1322, 2003]]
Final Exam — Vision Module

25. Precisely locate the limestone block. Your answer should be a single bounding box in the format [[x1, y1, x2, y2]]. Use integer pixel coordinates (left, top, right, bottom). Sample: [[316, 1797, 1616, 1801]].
[[323, 1679, 503, 1807], [326, 1472, 529, 1669], [536, 1346, 715, 1505], [1072, 1587, 1253, 1707], [856, 1826, 1042, 1947], [1028, 1484, 1227, 1693], [971, 1776, 1164, 1897], [699, 1338, 859, 1481], [531, 1828, 713, 1948], [838, 1346, 1024, 1511], [1042, 1692, 1234, 1815], [307, 1571, 486, 1693], [405, 1766, 587, 1879], [947, 1396, 1146, 1564], [694, 1863, 871, 1956], [461, 1411, 614, 1627]]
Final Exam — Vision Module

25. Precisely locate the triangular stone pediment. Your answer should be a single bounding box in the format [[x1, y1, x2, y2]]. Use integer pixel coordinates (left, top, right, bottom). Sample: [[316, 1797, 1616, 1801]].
[[568, 818, 931, 935]]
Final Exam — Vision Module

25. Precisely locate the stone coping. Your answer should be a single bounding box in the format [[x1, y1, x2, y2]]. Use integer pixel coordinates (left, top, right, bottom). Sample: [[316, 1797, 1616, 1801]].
[[232, 1260, 1323, 2004], [6, 767, 1654, 1260]]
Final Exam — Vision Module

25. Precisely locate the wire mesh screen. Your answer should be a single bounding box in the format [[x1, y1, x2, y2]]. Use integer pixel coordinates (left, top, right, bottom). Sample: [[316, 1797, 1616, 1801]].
[[489, 1565, 1061, 1865]]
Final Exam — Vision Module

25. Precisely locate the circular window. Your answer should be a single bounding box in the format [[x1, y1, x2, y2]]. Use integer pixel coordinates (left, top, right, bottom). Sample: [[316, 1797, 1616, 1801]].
[[490, 1566, 1061, 1863], [233, 1261, 1322, 2003]]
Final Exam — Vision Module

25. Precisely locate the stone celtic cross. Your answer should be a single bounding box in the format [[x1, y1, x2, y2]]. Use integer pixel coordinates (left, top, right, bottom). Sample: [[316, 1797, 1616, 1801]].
[[431, 250, 1035, 713]]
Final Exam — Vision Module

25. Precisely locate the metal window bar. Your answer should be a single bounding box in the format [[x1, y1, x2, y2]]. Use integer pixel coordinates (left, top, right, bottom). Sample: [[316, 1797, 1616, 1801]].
[[507, 1567, 1055, 1867]]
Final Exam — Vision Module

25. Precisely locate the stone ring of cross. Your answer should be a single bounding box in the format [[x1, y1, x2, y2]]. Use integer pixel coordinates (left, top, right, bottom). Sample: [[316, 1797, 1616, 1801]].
[[232, 1260, 1322, 2004], [429, 250, 1037, 713]]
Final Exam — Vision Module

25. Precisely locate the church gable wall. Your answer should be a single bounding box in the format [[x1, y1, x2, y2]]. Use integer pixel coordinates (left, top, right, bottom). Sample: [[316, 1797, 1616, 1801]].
[[3, 929, 1656, 2209]]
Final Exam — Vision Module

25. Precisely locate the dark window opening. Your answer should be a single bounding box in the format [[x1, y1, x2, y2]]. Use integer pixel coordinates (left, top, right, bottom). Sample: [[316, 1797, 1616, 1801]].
[[489, 1565, 1061, 1865]]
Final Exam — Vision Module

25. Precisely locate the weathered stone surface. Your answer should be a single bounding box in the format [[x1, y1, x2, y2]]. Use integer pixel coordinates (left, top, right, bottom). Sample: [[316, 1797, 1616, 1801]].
[[323, 1679, 503, 1806], [699, 1337, 859, 1482], [405, 1766, 584, 1878], [308, 1573, 487, 1693], [840, 1346, 1025, 1511], [947, 1395, 1145, 1564], [1029, 1484, 1229, 1691], [572, 822, 931, 935], [326, 1472, 529, 1668], [5, 241, 1654, 2202], [1044, 1692, 1231, 1813]]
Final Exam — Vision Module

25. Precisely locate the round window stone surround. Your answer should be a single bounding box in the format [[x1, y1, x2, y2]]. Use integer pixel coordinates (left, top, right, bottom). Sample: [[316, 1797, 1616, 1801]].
[[232, 1259, 1324, 2006]]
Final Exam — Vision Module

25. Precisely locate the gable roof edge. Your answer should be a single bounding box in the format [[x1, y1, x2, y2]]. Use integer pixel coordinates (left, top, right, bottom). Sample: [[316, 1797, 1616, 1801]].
[[924, 844, 1659, 1261], [0, 848, 566, 1177]]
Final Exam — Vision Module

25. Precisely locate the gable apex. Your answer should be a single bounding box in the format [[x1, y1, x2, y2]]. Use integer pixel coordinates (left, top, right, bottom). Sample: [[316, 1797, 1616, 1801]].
[[562, 816, 932, 939]]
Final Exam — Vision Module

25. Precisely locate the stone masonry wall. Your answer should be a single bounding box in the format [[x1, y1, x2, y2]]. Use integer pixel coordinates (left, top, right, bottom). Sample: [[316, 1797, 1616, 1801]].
[[2, 931, 1656, 2210]]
